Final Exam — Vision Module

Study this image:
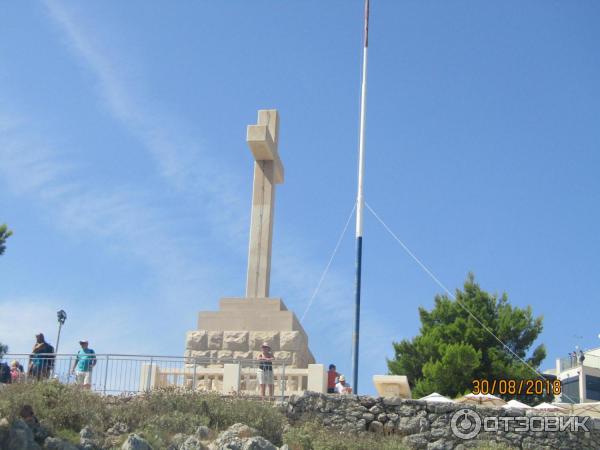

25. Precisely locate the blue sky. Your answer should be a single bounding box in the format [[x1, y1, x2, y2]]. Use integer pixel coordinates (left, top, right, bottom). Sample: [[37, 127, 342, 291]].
[[1, 1, 599, 394]]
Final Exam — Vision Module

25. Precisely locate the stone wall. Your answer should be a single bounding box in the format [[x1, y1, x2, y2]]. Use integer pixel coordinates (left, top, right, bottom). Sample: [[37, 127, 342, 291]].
[[184, 330, 310, 368], [285, 392, 600, 449]]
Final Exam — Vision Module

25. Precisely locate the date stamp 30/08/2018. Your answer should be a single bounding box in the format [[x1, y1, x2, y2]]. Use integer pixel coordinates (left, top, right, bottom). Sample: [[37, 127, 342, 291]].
[[471, 379, 562, 396]]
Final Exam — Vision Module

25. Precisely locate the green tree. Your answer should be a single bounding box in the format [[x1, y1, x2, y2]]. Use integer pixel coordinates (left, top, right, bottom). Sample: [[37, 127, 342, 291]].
[[0, 224, 12, 255], [1, 224, 13, 359], [388, 274, 549, 404]]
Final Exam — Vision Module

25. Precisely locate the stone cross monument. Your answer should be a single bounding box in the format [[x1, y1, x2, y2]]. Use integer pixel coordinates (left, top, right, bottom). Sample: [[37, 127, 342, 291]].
[[184, 109, 315, 382], [246, 109, 283, 298]]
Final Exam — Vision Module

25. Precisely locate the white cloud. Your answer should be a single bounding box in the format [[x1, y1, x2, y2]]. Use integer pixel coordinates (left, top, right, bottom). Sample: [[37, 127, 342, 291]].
[[0, 114, 219, 310], [43, 1, 248, 246]]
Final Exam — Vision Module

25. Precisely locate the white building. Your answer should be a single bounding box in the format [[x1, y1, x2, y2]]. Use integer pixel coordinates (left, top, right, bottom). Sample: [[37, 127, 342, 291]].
[[545, 347, 600, 403]]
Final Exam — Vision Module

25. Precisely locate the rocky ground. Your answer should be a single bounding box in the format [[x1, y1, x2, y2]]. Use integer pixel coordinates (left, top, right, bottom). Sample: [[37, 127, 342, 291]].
[[0, 419, 286, 450], [2, 383, 599, 449]]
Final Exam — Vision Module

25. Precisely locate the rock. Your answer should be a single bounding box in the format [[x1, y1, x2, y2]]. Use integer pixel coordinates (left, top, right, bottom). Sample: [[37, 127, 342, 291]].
[[8, 419, 41, 450], [121, 433, 152, 450], [278, 445, 289, 450], [383, 420, 395, 435], [369, 405, 383, 415], [347, 410, 362, 419], [210, 423, 259, 450], [208, 437, 243, 450], [222, 424, 258, 439], [44, 437, 79, 450], [397, 404, 419, 417], [359, 396, 377, 409], [171, 433, 186, 447], [426, 439, 453, 450], [368, 421, 384, 434], [1, 418, 10, 448], [26, 419, 50, 444], [382, 397, 404, 406], [182, 435, 207, 450], [80, 426, 94, 441], [402, 432, 430, 450], [429, 427, 447, 440], [426, 403, 455, 414], [107, 422, 130, 436], [195, 426, 211, 439], [361, 413, 375, 422], [397, 416, 429, 435], [223, 332, 249, 351], [355, 419, 367, 432], [240, 436, 277, 450], [387, 413, 399, 423], [79, 425, 101, 449]]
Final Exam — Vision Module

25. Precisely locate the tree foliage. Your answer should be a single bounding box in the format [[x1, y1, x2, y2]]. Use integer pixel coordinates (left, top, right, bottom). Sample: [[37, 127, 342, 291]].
[[0, 224, 12, 256], [1, 224, 12, 358], [388, 274, 548, 404]]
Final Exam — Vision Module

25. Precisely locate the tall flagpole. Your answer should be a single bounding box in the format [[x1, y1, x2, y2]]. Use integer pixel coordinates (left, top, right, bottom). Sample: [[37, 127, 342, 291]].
[[352, 0, 369, 395]]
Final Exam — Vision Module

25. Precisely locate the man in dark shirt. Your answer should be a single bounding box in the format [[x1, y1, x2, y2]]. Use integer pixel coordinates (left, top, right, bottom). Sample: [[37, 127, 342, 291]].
[[29, 333, 55, 380]]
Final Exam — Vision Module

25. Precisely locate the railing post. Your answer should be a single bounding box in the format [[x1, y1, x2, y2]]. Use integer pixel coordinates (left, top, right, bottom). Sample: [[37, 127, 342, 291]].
[[103, 355, 109, 395], [67, 357, 73, 384], [146, 357, 154, 392]]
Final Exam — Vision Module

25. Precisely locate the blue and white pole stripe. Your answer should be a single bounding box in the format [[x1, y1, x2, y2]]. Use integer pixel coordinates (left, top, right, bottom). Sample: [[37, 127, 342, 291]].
[[352, 0, 369, 395]]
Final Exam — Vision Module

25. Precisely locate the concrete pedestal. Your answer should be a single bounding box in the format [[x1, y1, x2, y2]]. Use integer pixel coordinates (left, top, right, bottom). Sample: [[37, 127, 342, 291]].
[[185, 297, 315, 368]]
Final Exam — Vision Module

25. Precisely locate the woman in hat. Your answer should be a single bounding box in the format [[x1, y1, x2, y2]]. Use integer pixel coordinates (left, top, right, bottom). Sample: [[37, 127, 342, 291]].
[[257, 342, 274, 398]]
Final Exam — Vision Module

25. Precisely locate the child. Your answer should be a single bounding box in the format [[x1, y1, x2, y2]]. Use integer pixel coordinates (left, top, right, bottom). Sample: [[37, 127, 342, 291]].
[[10, 360, 24, 383]]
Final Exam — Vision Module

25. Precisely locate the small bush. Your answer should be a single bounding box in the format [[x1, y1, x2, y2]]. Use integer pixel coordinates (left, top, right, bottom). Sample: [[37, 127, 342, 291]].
[[0, 382, 107, 431], [284, 422, 408, 450], [0, 383, 285, 445]]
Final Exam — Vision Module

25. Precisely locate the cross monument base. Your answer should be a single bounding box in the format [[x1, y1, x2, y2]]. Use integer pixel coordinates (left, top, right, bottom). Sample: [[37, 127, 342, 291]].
[[185, 298, 315, 368]]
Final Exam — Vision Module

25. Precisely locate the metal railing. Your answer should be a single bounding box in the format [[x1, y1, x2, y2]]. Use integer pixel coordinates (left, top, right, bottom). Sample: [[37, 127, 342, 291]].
[[559, 353, 600, 372], [0, 353, 313, 400]]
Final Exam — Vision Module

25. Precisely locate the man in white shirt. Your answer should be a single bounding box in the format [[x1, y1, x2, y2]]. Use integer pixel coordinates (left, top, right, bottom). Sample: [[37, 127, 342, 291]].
[[335, 374, 352, 394]]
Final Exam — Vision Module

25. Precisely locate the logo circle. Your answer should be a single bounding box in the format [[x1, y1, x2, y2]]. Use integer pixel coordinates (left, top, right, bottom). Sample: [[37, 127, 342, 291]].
[[450, 409, 482, 440]]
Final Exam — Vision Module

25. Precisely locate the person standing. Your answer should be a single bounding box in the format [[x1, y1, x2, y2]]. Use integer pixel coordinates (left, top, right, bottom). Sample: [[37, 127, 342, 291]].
[[71, 339, 96, 389], [0, 361, 11, 384], [28, 333, 55, 380], [578, 349, 586, 366], [327, 364, 339, 394], [257, 342, 274, 398]]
